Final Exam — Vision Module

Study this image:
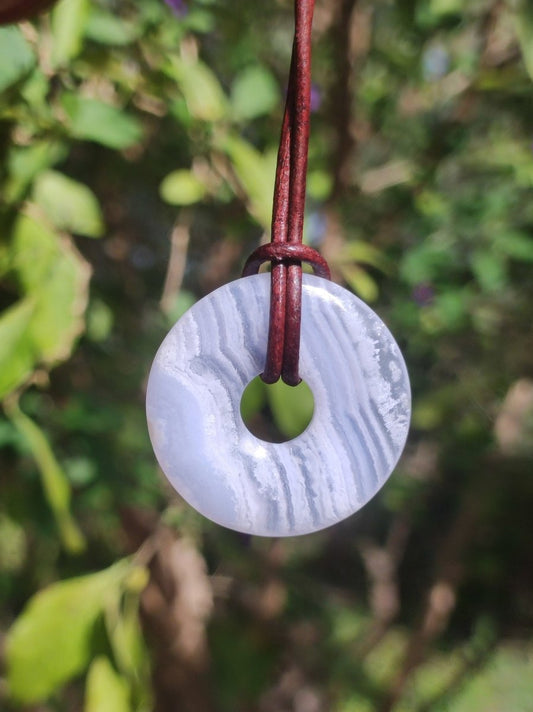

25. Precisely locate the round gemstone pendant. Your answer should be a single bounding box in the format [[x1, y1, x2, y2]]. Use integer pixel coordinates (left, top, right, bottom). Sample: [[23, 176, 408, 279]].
[[146, 273, 411, 536]]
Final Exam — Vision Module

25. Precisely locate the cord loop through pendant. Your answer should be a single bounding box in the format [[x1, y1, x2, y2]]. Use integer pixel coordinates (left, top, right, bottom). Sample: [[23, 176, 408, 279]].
[[242, 0, 321, 387]]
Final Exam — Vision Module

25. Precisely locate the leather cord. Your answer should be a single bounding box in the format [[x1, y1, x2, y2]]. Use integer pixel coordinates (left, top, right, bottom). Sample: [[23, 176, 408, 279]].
[[242, 0, 330, 386]]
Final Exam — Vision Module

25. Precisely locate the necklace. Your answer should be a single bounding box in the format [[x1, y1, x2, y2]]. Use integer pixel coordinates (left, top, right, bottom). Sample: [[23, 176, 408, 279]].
[[146, 0, 411, 536]]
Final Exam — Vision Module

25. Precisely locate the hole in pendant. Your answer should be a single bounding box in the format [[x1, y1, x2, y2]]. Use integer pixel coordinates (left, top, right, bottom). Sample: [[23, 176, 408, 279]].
[[240, 375, 314, 443]]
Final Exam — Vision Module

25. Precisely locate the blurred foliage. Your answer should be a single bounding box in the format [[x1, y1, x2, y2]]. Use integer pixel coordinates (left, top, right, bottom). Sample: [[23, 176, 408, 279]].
[[1, 0, 533, 710]]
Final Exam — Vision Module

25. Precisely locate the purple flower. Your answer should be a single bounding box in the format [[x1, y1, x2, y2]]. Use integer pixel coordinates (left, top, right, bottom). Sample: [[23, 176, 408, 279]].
[[165, 0, 188, 17], [412, 283, 435, 307], [310, 83, 322, 112], [283, 82, 322, 112]]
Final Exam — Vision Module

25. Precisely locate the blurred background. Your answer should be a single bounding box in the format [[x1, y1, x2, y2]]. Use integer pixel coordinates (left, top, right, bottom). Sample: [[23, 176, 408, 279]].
[[1, 0, 533, 710]]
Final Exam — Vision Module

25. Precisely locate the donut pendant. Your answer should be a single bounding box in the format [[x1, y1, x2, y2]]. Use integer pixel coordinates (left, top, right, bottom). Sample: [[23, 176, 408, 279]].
[[146, 273, 411, 537]]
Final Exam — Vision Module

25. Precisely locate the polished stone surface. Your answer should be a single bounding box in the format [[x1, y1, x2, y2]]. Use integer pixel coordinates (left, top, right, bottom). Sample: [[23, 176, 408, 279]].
[[146, 273, 411, 536]]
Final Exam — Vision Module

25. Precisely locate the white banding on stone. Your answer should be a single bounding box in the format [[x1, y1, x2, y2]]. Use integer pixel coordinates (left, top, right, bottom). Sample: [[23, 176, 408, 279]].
[[146, 273, 411, 536]]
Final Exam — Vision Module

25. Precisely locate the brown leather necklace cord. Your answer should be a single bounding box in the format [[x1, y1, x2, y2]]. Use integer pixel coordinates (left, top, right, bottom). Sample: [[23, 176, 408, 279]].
[[242, 0, 330, 386]]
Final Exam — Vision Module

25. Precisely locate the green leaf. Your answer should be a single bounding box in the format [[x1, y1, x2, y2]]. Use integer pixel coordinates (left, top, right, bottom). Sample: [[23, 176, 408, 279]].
[[219, 133, 276, 229], [0, 512, 27, 573], [452, 645, 533, 712], [240, 376, 267, 424], [20, 67, 50, 112], [105, 573, 150, 683], [0, 242, 9, 278], [5, 142, 66, 204], [171, 56, 228, 122], [6, 561, 130, 704], [416, 0, 462, 26], [428, 0, 463, 15], [340, 263, 379, 302], [338, 241, 392, 274], [85, 9, 140, 46], [62, 94, 143, 150], [86, 298, 114, 342], [63, 455, 98, 486], [183, 8, 216, 34], [513, 2, 533, 82], [430, 289, 470, 331], [33, 171, 104, 237], [0, 214, 90, 398], [400, 239, 452, 286], [85, 657, 131, 712], [495, 230, 533, 262], [160, 169, 207, 205], [14, 213, 90, 359], [0, 27, 35, 93], [163, 290, 197, 325], [5, 398, 86, 554], [0, 299, 36, 395], [307, 170, 333, 201], [415, 189, 448, 218], [230, 65, 280, 120], [267, 379, 314, 440], [51, 0, 90, 68], [471, 250, 507, 292]]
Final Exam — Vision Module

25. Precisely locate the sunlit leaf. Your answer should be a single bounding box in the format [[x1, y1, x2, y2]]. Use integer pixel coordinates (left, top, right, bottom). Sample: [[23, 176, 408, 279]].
[[513, 2, 533, 82], [363, 630, 407, 687], [495, 230, 533, 262], [471, 250, 507, 292], [6, 561, 130, 703], [452, 645, 533, 711], [360, 160, 414, 194], [86, 298, 114, 342], [33, 171, 104, 237], [5, 142, 66, 204], [62, 94, 143, 150], [0, 512, 27, 573], [414, 189, 448, 218], [85, 9, 140, 46], [12, 213, 90, 361], [428, 0, 462, 15], [105, 575, 150, 682], [51, 0, 90, 68], [183, 8, 216, 34], [0, 27, 35, 93], [417, 0, 462, 26], [5, 398, 86, 554], [267, 379, 314, 441], [340, 263, 379, 302], [0, 299, 36, 395], [163, 290, 197, 325], [231, 65, 280, 121], [85, 657, 131, 712], [307, 170, 333, 201], [0, 214, 90, 398], [337, 241, 392, 274], [63, 455, 98, 486], [171, 56, 228, 122], [20, 68, 50, 114], [412, 397, 445, 430], [160, 169, 207, 205], [219, 133, 276, 228]]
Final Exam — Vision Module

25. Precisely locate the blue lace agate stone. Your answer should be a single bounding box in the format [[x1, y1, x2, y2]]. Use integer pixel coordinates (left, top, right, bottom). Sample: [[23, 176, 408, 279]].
[[146, 273, 411, 536]]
